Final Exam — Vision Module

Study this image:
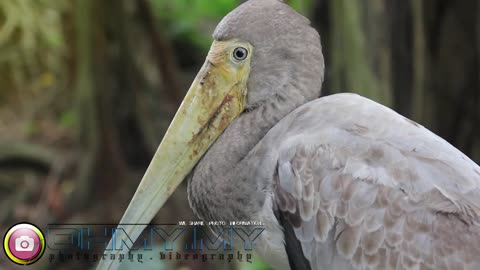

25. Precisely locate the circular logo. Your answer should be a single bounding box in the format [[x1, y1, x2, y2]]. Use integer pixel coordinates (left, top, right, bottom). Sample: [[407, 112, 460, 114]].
[[3, 223, 46, 265]]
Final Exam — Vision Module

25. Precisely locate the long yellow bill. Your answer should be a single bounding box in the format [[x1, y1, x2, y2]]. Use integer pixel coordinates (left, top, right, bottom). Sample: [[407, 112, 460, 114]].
[[96, 40, 252, 270]]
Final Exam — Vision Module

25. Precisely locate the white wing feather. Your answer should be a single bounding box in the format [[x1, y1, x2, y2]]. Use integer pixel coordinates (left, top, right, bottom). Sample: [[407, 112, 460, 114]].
[[265, 93, 480, 270]]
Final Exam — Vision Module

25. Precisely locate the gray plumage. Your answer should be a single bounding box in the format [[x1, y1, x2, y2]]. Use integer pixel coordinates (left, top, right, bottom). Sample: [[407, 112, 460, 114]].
[[214, 0, 324, 108], [188, 0, 323, 222], [270, 94, 480, 269], [188, 0, 480, 270]]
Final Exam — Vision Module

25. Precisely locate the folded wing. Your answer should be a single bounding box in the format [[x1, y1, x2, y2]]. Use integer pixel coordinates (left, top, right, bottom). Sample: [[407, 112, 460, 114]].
[[269, 93, 480, 270]]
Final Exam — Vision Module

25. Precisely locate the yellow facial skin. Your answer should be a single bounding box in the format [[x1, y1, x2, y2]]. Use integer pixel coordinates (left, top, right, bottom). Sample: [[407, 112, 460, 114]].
[[96, 39, 253, 270]]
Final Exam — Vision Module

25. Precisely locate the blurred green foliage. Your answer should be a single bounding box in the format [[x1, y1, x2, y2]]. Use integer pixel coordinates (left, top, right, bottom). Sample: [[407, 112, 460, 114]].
[[0, 0, 69, 100], [0, 0, 313, 103], [151, 0, 312, 50], [151, 0, 238, 49], [241, 258, 271, 270]]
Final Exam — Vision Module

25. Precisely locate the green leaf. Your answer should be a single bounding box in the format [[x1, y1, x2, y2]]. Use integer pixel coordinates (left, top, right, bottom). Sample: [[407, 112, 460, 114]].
[[240, 256, 271, 270], [59, 109, 77, 128]]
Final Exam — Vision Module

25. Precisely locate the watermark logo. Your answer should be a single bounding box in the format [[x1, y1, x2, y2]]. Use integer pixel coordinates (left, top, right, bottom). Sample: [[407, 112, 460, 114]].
[[3, 221, 264, 265], [3, 222, 46, 265]]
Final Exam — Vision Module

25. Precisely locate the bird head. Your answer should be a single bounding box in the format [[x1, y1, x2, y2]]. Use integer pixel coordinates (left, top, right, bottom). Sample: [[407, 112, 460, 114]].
[[214, 0, 324, 108]]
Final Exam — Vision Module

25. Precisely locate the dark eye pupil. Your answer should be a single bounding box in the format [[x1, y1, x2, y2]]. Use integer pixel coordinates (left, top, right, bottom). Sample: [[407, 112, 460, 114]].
[[235, 50, 244, 58], [233, 47, 247, 60]]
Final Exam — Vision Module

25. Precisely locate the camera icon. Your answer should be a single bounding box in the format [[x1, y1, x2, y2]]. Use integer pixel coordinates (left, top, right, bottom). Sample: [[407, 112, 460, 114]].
[[14, 236, 35, 252], [4, 223, 45, 265]]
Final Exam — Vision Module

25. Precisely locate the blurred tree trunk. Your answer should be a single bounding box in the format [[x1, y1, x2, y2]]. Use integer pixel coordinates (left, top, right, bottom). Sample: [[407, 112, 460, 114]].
[[328, 0, 392, 106], [70, 0, 188, 214], [137, 0, 183, 104], [389, 0, 414, 118], [313, 0, 479, 163], [70, 0, 133, 210], [422, 0, 479, 161], [71, 0, 99, 209]]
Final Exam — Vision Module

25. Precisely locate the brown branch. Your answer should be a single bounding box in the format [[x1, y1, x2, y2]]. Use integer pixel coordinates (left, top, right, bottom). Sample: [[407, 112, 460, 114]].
[[0, 141, 56, 170], [31, 155, 73, 222], [136, 0, 182, 104]]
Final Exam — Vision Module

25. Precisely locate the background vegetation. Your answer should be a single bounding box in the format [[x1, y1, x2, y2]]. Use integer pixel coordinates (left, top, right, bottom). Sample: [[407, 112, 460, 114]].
[[0, 0, 479, 269]]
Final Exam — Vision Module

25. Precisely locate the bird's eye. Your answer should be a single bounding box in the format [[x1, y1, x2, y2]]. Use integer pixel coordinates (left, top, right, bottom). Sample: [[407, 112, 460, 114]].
[[233, 47, 248, 61]]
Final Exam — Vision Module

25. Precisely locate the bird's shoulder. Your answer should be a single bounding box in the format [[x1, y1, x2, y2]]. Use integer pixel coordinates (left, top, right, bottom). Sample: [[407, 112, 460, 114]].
[[261, 93, 480, 270], [268, 92, 480, 196]]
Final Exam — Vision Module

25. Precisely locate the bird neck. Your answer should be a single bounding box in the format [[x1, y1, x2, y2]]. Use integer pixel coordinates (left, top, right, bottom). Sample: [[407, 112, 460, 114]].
[[188, 87, 313, 221]]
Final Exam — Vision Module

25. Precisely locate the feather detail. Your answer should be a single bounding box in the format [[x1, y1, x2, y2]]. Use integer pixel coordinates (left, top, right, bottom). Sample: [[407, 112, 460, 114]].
[[271, 94, 480, 270]]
